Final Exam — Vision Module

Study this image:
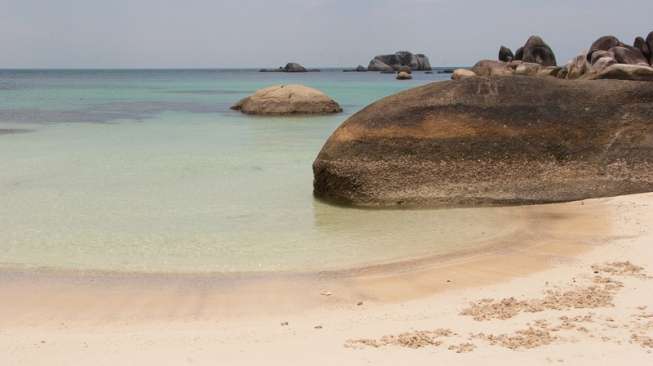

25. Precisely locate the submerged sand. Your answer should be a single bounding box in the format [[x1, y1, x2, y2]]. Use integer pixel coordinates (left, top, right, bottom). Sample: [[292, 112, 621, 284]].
[[1, 193, 652, 365]]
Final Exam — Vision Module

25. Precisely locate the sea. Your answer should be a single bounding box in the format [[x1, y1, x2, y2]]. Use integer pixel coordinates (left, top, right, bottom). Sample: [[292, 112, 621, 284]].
[[0, 68, 518, 273]]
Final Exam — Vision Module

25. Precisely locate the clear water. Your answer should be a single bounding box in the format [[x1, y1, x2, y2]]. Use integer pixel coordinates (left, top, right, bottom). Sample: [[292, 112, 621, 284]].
[[0, 69, 518, 273]]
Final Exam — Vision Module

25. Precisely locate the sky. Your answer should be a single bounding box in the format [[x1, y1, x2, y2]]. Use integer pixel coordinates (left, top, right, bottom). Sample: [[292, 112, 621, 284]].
[[0, 0, 652, 68]]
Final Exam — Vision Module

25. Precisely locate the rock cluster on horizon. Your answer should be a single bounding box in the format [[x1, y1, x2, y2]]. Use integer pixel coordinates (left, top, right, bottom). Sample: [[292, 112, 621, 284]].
[[231, 84, 342, 115], [367, 51, 432, 72], [453, 31, 653, 82], [313, 76, 653, 208], [259, 62, 319, 73]]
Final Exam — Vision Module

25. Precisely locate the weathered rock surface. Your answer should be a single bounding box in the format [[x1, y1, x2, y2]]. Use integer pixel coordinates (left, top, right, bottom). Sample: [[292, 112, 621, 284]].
[[592, 56, 618, 74], [566, 52, 591, 80], [471, 60, 513, 76], [368, 51, 432, 71], [499, 46, 514, 62], [514, 62, 542, 76], [313, 77, 653, 207], [610, 46, 649, 66], [231, 85, 342, 115], [537, 66, 563, 77], [452, 68, 476, 80], [589, 64, 653, 81]]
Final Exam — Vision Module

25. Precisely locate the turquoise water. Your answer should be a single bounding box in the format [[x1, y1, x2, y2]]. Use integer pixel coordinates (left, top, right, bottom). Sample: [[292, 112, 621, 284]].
[[0, 69, 519, 273]]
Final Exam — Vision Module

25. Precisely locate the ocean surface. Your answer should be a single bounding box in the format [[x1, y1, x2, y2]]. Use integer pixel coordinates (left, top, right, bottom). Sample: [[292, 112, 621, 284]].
[[0, 69, 518, 273]]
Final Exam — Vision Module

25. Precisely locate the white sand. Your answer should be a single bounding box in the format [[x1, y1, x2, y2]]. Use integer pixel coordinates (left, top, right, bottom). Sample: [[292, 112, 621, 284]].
[[1, 193, 652, 365]]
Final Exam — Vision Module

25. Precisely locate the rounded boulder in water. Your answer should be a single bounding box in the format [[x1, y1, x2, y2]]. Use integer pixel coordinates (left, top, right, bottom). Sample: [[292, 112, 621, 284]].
[[231, 85, 342, 115]]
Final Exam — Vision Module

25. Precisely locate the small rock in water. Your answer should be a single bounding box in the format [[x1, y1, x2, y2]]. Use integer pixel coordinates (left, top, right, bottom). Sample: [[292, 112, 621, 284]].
[[357, 301, 364, 306]]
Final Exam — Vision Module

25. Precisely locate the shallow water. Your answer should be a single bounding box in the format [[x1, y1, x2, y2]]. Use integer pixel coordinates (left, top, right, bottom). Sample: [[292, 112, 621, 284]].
[[0, 69, 518, 273]]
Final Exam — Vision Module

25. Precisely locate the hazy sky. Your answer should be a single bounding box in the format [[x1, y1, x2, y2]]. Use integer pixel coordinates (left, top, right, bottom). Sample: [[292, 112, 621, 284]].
[[1, 0, 652, 68]]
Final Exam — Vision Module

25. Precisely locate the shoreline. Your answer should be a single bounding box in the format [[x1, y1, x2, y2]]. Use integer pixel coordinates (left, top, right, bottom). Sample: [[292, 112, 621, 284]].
[[1, 194, 617, 325], [2, 193, 652, 365]]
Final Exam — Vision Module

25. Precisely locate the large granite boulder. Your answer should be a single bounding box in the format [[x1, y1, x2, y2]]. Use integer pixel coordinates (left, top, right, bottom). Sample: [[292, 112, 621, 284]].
[[610, 46, 649, 66], [634, 37, 651, 62], [520, 36, 557, 66], [313, 77, 653, 208], [368, 51, 432, 71], [498, 46, 514, 62], [587, 36, 624, 62], [231, 85, 342, 115]]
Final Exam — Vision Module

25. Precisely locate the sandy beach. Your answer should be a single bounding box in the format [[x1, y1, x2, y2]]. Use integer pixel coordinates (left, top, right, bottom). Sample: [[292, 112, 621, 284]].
[[1, 193, 652, 365]]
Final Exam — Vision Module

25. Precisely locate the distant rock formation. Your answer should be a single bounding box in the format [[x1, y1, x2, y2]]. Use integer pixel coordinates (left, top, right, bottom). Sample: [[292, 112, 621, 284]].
[[498, 46, 514, 62], [462, 30, 653, 82], [567, 33, 653, 80], [343, 65, 368, 72], [498, 36, 557, 66], [367, 51, 432, 71], [259, 63, 319, 73], [368, 59, 394, 72], [517, 36, 557, 66], [313, 77, 653, 207], [231, 85, 342, 115], [283, 62, 307, 72]]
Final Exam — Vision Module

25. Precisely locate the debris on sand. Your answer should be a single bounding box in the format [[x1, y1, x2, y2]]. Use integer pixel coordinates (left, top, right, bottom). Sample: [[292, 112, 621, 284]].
[[472, 327, 557, 350], [631, 334, 653, 349], [591, 262, 647, 278], [460, 264, 637, 321], [448, 342, 476, 353], [345, 329, 456, 349]]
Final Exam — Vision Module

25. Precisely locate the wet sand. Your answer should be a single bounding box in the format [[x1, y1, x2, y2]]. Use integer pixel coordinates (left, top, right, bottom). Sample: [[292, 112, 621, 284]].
[[1, 193, 652, 365]]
